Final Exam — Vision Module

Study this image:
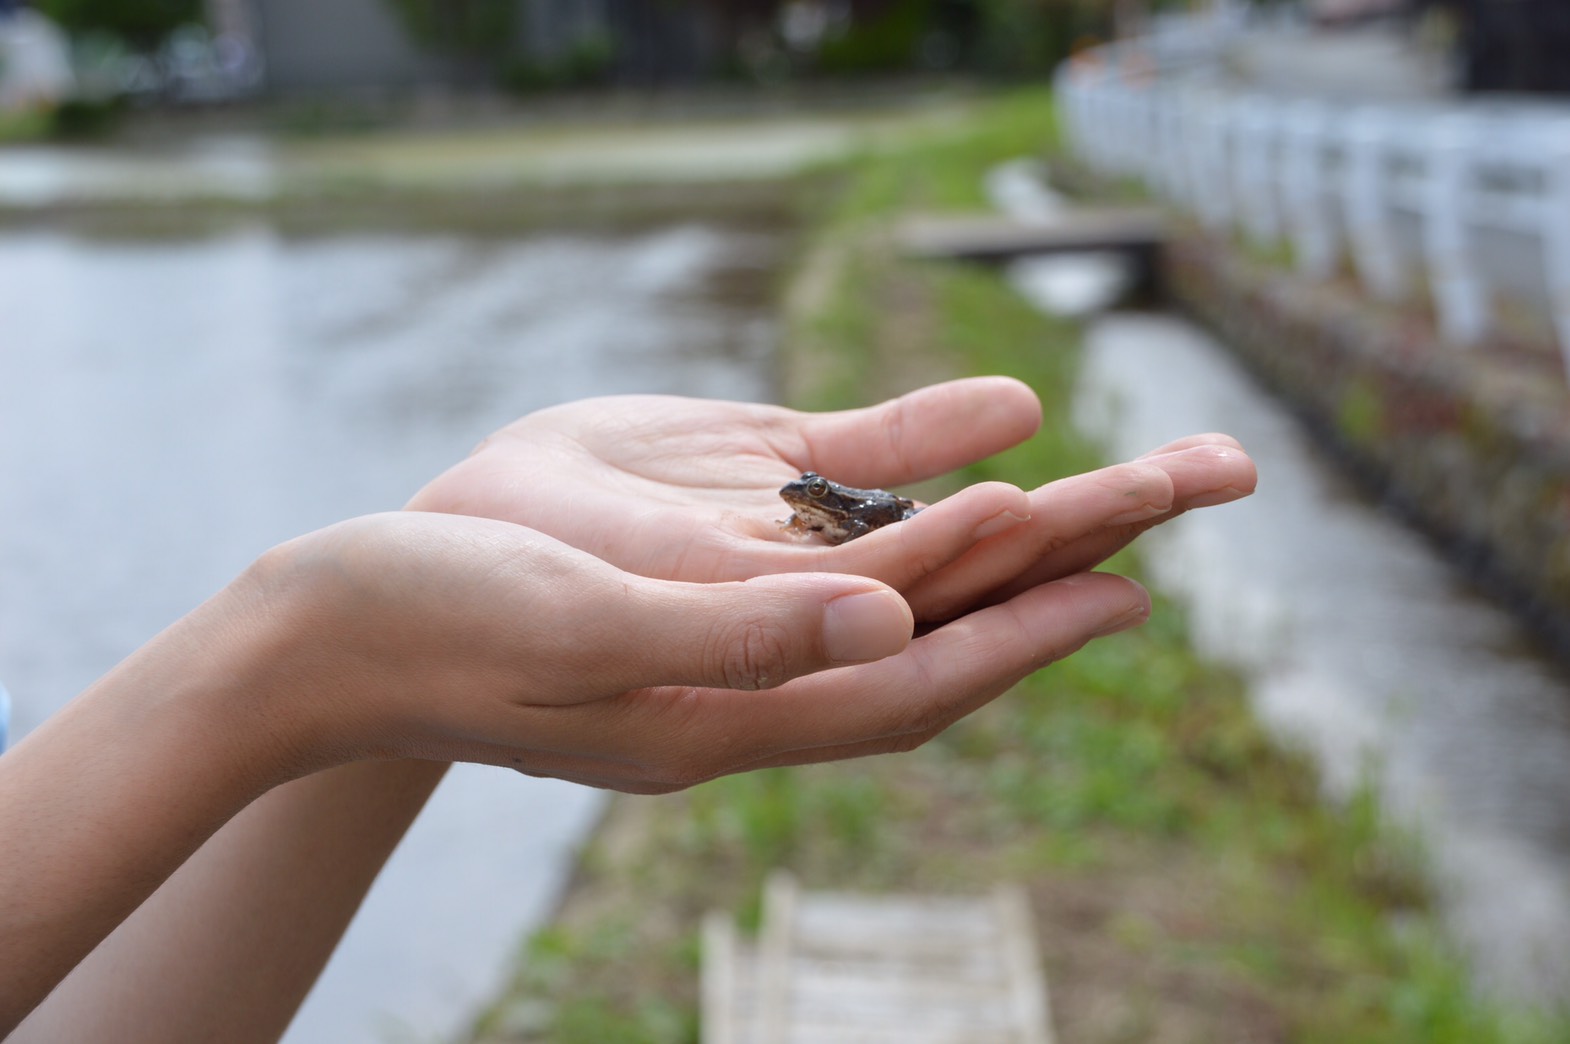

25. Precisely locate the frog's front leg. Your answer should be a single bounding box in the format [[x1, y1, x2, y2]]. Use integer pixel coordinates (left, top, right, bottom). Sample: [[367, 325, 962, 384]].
[[780, 513, 810, 538], [839, 517, 874, 543]]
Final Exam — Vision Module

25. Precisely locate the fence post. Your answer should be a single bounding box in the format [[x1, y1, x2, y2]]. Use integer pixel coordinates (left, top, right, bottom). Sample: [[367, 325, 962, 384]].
[[1543, 119, 1570, 382], [1197, 90, 1234, 232], [1423, 113, 1489, 345], [1181, 88, 1216, 227], [1342, 109, 1406, 301], [1130, 91, 1150, 178], [1103, 77, 1128, 174], [1235, 96, 1281, 245], [1120, 81, 1153, 179], [1153, 89, 1189, 203], [1281, 101, 1337, 278]]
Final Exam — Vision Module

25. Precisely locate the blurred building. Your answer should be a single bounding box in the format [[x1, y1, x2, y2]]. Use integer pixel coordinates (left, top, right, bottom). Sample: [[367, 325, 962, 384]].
[[249, 0, 459, 91]]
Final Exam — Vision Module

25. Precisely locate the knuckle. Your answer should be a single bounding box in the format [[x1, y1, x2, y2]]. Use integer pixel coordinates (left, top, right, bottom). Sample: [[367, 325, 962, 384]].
[[637, 748, 718, 793], [894, 518, 955, 579], [1036, 529, 1071, 556], [631, 704, 727, 792], [886, 393, 920, 477], [890, 700, 950, 739], [883, 654, 948, 736], [713, 618, 796, 691]]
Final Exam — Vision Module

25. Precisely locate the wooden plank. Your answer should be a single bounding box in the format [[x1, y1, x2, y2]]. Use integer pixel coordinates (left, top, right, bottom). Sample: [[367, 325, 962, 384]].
[[995, 886, 1054, 1044], [895, 208, 1167, 263], [701, 909, 740, 1044], [757, 871, 800, 1044], [703, 873, 1055, 1044]]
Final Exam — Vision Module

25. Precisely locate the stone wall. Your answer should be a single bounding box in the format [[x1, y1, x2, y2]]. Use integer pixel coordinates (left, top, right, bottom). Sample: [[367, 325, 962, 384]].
[[1163, 231, 1570, 653]]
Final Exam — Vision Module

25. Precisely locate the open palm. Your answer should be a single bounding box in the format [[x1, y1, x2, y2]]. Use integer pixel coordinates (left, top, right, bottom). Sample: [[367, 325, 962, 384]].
[[408, 377, 1255, 621]]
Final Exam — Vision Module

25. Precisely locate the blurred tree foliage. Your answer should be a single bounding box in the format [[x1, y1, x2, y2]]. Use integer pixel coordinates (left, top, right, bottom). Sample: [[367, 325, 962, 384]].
[[809, 0, 1116, 78], [689, 0, 1116, 79], [34, 0, 203, 45], [384, 0, 1122, 87], [382, 0, 518, 70], [974, 0, 1113, 76]]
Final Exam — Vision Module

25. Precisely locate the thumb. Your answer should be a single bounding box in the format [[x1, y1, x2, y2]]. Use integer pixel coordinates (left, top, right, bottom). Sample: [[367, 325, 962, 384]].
[[608, 574, 914, 692]]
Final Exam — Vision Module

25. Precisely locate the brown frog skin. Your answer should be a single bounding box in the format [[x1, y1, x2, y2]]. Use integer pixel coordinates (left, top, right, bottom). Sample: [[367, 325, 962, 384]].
[[778, 472, 919, 545]]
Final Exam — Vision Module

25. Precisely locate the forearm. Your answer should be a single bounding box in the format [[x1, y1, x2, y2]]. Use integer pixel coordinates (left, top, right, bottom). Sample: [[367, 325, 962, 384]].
[[11, 759, 447, 1044], [0, 583, 310, 1034]]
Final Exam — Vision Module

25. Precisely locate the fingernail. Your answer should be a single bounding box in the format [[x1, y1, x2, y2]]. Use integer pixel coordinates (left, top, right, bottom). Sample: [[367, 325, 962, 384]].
[[1105, 500, 1168, 526], [973, 509, 1031, 540], [823, 590, 912, 664], [1055, 574, 1151, 637], [1185, 486, 1252, 509], [1092, 604, 1150, 639]]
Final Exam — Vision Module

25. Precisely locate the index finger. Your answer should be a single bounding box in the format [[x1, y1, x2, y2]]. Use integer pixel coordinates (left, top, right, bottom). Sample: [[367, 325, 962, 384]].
[[796, 377, 1042, 488]]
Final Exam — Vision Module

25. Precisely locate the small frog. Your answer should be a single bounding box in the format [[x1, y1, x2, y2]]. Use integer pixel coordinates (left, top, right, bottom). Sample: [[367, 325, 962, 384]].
[[778, 472, 919, 545]]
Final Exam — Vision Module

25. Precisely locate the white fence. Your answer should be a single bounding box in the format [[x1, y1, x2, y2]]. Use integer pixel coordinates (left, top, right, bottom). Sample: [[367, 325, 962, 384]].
[[1054, 29, 1570, 380]]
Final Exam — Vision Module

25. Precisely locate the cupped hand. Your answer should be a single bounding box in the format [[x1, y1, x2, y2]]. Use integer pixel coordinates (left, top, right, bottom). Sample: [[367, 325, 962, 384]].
[[407, 378, 1255, 622], [407, 378, 1039, 591], [243, 511, 1149, 792]]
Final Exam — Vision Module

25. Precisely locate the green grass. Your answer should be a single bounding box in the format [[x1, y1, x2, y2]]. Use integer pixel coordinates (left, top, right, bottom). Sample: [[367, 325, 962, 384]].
[[0, 107, 54, 144], [470, 87, 1570, 1044]]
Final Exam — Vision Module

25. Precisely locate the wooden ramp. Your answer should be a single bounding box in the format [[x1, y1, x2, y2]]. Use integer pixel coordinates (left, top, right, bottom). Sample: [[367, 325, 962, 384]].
[[702, 873, 1055, 1044], [895, 208, 1166, 264]]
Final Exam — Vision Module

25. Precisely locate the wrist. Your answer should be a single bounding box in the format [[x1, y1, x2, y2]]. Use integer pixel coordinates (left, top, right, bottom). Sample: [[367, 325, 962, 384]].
[[223, 524, 458, 770], [210, 546, 378, 780], [0, 566, 374, 1031], [97, 574, 331, 797]]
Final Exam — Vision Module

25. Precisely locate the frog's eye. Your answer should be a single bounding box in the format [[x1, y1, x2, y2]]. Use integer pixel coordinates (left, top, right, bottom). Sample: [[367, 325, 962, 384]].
[[806, 477, 829, 498]]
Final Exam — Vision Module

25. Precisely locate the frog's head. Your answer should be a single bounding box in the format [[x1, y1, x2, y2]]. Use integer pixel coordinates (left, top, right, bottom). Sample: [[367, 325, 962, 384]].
[[778, 472, 860, 523]]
